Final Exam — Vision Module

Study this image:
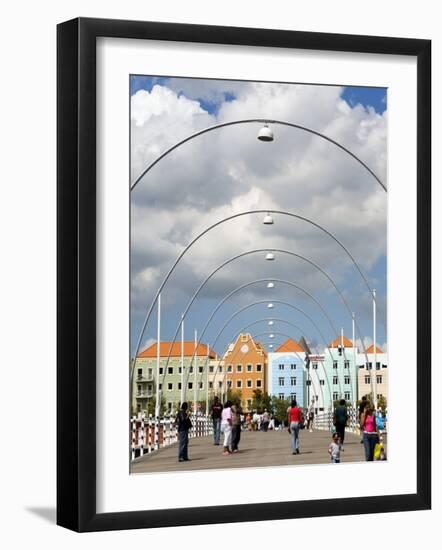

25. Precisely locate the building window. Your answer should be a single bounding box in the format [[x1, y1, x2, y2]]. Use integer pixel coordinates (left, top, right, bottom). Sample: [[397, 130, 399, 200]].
[[376, 362, 381, 370], [312, 362, 318, 369], [137, 384, 142, 395], [256, 364, 262, 372], [209, 366, 214, 373], [236, 364, 242, 373], [291, 364, 296, 370], [377, 393, 382, 400], [189, 366, 193, 373], [227, 380, 232, 389], [278, 377, 284, 386], [320, 379, 325, 385], [148, 368, 153, 378], [178, 366, 182, 374], [382, 364, 387, 369], [278, 393, 285, 400], [306, 380, 311, 386], [247, 364, 253, 372], [159, 367, 164, 375], [333, 392, 339, 401], [137, 404, 141, 412], [236, 380, 242, 389], [219, 366, 223, 372], [209, 382, 213, 389], [290, 377, 297, 386], [365, 375, 371, 384], [279, 364, 284, 370], [137, 368, 143, 379], [178, 382, 182, 390], [344, 392, 350, 400], [367, 362, 372, 370], [290, 393, 296, 400], [333, 376, 338, 384], [199, 382, 203, 389], [188, 382, 193, 390], [256, 379, 262, 388], [344, 376, 350, 384], [241, 334, 247, 342], [158, 384, 162, 390], [227, 365, 232, 372], [344, 361, 350, 369], [247, 379, 252, 388], [376, 375, 383, 384], [198, 366, 204, 374], [218, 381, 222, 388], [147, 384, 152, 393], [315, 395, 319, 402], [167, 383, 173, 391], [333, 361, 338, 369], [168, 367, 173, 374]]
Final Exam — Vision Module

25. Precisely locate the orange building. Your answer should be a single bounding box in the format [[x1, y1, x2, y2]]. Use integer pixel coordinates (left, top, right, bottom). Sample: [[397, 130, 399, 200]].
[[222, 333, 268, 410]]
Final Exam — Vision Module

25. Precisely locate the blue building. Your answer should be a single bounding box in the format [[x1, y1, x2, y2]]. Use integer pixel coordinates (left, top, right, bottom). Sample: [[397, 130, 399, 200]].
[[268, 339, 306, 407], [322, 335, 359, 410]]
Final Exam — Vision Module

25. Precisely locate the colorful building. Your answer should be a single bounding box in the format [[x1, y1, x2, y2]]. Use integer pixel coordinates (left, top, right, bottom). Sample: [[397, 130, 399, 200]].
[[306, 353, 327, 413], [222, 333, 267, 410], [322, 334, 359, 410], [132, 341, 217, 414], [268, 338, 306, 407], [357, 344, 388, 403]]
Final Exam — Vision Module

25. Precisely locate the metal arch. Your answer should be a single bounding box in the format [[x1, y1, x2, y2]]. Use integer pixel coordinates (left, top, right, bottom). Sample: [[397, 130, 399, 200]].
[[182, 299, 344, 399], [135, 244, 374, 399], [131, 118, 386, 192], [131, 209, 381, 377]]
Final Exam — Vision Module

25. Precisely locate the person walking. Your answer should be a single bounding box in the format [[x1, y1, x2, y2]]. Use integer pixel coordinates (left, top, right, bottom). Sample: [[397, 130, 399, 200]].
[[210, 395, 223, 445], [287, 399, 304, 455], [261, 409, 270, 432], [176, 402, 192, 462], [333, 399, 349, 449], [328, 432, 341, 463], [307, 407, 315, 432], [358, 395, 368, 443], [231, 401, 242, 452], [360, 402, 380, 461], [221, 400, 233, 455]]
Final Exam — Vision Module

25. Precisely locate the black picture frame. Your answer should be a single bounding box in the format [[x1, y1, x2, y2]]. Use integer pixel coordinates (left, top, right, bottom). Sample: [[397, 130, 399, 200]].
[[57, 17, 431, 532]]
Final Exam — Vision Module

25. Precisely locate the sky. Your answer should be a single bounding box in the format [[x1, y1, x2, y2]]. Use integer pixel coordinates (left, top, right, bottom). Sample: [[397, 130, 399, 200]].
[[129, 76, 387, 359]]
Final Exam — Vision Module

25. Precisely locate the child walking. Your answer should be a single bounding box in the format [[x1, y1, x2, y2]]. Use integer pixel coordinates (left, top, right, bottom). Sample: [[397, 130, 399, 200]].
[[328, 432, 341, 464]]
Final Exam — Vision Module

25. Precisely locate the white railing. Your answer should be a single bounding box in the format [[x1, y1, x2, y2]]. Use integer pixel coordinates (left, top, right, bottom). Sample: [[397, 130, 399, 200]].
[[313, 408, 359, 433], [131, 413, 213, 460]]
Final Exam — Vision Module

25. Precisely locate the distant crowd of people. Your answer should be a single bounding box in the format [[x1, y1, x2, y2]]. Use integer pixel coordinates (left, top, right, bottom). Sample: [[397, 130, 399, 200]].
[[174, 395, 387, 463]]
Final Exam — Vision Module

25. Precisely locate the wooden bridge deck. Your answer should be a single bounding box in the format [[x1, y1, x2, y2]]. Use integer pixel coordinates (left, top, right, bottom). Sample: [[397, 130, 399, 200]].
[[131, 428, 376, 474]]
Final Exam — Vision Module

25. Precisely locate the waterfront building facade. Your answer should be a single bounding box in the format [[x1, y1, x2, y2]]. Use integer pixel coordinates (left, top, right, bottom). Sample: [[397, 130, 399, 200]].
[[268, 338, 306, 407]]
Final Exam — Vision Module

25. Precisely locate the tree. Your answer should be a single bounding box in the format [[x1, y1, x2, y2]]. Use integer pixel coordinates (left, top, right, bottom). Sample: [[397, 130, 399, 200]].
[[272, 397, 291, 423], [226, 389, 243, 406], [250, 390, 272, 413]]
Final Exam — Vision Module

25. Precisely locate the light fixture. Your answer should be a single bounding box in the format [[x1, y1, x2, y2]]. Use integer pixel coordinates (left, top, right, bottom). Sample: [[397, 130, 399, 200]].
[[263, 212, 274, 225], [267, 282, 275, 288], [265, 252, 275, 261], [258, 123, 274, 142], [268, 320, 274, 326], [269, 334, 275, 339], [269, 344, 274, 349], [267, 303, 274, 309]]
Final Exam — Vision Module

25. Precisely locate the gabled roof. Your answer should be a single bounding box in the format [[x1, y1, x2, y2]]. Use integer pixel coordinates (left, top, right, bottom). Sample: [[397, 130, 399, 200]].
[[222, 333, 267, 358], [298, 336, 311, 354], [328, 335, 353, 348], [276, 338, 304, 353], [366, 344, 383, 353], [138, 342, 216, 359]]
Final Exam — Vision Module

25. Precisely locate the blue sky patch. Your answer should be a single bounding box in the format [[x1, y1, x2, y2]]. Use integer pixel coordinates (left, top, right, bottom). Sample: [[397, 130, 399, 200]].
[[341, 86, 387, 114]]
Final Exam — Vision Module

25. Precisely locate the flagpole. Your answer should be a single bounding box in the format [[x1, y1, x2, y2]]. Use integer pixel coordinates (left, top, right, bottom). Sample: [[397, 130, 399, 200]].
[[373, 289, 378, 408], [193, 329, 197, 417], [154, 293, 161, 450], [180, 315, 184, 406]]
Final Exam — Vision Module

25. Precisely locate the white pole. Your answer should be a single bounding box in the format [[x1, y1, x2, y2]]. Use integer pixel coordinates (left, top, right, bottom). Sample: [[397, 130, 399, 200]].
[[155, 293, 161, 450], [194, 329, 197, 418], [205, 346, 209, 416], [352, 313, 357, 413], [340, 326, 344, 401], [373, 289, 378, 408], [180, 315, 184, 406]]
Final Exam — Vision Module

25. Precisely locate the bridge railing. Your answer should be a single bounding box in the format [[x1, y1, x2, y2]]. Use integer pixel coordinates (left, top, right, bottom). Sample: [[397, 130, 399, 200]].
[[131, 413, 213, 460], [313, 408, 359, 434]]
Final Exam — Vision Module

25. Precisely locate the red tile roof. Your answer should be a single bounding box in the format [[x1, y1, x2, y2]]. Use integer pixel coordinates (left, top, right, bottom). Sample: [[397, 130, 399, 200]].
[[328, 335, 353, 348], [276, 338, 304, 353], [138, 342, 216, 359], [366, 344, 382, 353]]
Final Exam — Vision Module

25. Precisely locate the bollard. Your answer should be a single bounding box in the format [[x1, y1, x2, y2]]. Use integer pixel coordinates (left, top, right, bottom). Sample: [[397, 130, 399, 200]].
[[140, 415, 145, 457]]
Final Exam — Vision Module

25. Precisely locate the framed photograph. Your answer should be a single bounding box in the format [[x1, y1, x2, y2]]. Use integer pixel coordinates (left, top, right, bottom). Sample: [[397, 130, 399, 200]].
[[57, 18, 431, 532]]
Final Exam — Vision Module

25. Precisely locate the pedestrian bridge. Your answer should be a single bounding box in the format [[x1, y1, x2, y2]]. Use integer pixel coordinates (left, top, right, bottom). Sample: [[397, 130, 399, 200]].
[[131, 427, 368, 474]]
